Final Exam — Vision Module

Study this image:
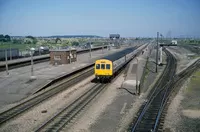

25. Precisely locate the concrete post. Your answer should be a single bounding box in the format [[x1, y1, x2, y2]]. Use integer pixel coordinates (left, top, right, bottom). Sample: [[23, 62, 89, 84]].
[[160, 46, 163, 65], [5, 49, 9, 75]]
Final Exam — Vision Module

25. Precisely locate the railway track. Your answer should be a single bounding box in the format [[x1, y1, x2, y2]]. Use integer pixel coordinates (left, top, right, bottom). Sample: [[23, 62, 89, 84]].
[[34, 50, 140, 131], [0, 66, 94, 125], [0, 46, 144, 129], [157, 59, 200, 131], [35, 83, 107, 132], [131, 49, 177, 132], [34, 48, 143, 131]]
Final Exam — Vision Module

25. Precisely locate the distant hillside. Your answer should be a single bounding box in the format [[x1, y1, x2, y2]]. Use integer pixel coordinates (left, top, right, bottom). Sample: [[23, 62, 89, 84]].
[[12, 35, 102, 38], [11, 36, 25, 38], [47, 35, 102, 38]]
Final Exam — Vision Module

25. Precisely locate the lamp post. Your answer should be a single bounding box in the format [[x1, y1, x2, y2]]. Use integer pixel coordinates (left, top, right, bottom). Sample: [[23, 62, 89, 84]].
[[89, 41, 92, 58], [5, 49, 9, 75], [30, 47, 36, 79], [156, 32, 159, 73]]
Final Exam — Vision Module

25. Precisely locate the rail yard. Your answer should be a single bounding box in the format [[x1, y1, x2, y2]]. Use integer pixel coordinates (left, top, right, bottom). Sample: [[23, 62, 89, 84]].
[[0, 39, 199, 132], [0, 1, 200, 131]]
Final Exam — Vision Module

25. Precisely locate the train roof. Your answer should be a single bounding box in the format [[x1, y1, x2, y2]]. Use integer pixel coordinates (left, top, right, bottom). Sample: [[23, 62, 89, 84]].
[[101, 47, 136, 62]]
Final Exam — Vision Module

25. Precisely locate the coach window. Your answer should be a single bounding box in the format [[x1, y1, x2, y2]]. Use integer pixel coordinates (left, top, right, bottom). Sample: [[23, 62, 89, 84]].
[[106, 64, 110, 69], [96, 64, 100, 69], [101, 64, 105, 69]]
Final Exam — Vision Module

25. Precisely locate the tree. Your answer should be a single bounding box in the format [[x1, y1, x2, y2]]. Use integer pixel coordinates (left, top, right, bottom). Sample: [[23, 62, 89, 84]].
[[72, 41, 79, 46], [26, 35, 37, 44], [26, 35, 35, 40], [25, 39, 32, 44], [4, 35, 11, 42], [0, 34, 5, 42], [55, 37, 61, 44]]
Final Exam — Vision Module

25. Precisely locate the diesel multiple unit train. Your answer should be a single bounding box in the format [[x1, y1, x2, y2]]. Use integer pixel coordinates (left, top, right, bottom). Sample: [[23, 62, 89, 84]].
[[95, 47, 137, 82]]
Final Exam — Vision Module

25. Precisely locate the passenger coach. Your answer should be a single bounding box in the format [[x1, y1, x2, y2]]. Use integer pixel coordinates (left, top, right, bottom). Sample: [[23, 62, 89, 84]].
[[94, 47, 136, 82]]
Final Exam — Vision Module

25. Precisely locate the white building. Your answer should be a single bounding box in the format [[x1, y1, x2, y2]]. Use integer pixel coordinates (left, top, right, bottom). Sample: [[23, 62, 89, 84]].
[[172, 40, 177, 44]]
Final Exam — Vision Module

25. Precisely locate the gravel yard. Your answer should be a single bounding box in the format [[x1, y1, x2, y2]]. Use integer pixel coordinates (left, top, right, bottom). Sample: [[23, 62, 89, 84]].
[[0, 75, 95, 132]]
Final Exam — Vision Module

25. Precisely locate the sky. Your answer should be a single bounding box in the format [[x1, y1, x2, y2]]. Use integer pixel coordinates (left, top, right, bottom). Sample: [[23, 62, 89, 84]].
[[0, 0, 200, 37]]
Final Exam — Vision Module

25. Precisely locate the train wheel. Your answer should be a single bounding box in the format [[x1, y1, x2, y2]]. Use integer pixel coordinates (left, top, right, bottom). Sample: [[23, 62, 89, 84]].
[[108, 78, 111, 83], [99, 78, 102, 83]]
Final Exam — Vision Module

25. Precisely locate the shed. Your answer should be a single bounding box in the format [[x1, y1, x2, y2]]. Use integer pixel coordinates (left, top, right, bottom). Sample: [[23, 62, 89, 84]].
[[109, 34, 120, 39], [50, 49, 77, 65]]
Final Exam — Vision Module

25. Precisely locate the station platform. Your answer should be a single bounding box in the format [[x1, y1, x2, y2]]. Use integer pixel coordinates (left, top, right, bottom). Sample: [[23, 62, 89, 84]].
[[121, 44, 151, 94], [0, 46, 107, 67], [0, 54, 49, 66], [0, 45, 136, 109]]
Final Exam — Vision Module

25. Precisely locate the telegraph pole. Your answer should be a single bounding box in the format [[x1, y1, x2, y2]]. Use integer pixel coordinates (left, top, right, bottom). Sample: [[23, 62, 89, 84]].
[[156, 32, 159, 73]]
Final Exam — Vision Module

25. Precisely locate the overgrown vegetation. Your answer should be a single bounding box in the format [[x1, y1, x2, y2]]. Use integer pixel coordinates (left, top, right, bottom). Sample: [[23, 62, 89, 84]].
[[178, 39, 200, 45]]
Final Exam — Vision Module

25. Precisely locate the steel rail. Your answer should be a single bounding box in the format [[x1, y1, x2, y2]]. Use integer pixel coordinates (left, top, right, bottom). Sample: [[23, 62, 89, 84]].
[[0, 46, 144, 127], [35, 46, 144, 132], [132, 49, 177, 132], [153, 59, 200, 131], [35, 83, 106, 132], [0, 67, 94, 125]]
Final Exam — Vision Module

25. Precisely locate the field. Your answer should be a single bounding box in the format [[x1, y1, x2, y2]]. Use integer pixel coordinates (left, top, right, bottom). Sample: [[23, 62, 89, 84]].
[[182, 70, 200, 109], [0, 42, 35, 51], [0, 38, 108, 52]]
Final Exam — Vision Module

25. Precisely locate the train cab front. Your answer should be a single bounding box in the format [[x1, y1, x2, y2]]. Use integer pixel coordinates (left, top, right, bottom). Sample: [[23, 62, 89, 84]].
[[94, 59, 113, 83]]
